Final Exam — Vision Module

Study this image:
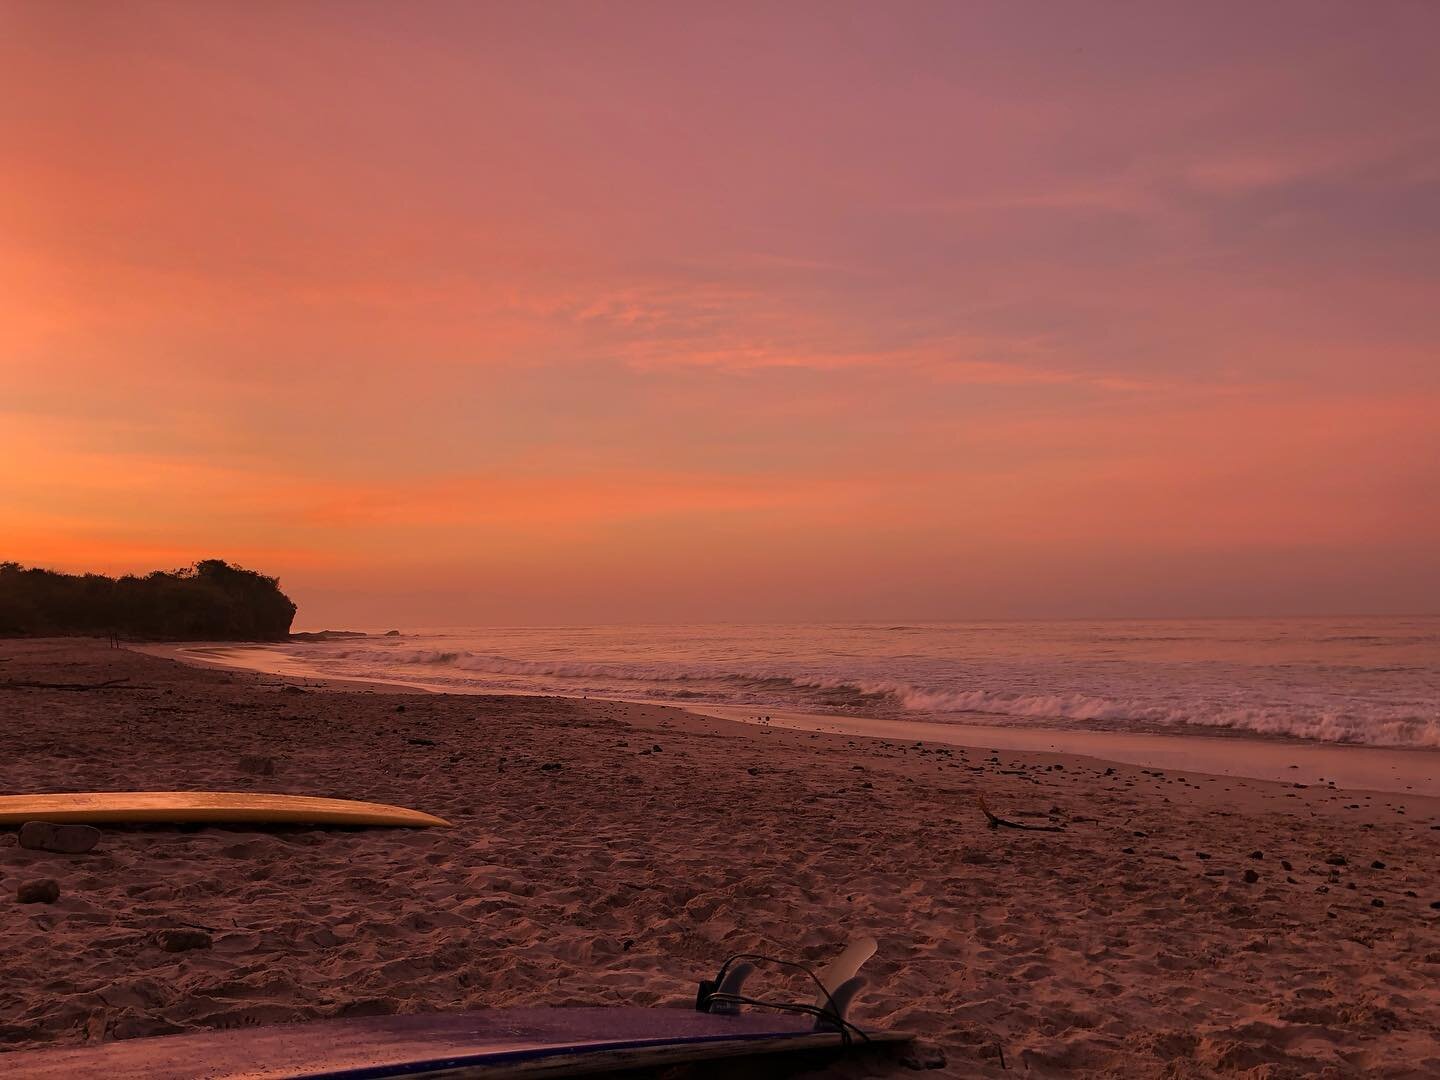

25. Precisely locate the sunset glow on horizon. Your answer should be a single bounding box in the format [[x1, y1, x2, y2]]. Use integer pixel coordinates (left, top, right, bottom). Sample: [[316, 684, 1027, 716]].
[[4, 1, 1438, 625]]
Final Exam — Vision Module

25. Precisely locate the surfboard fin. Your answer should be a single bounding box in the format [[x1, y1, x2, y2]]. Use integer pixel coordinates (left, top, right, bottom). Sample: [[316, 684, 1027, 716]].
[[709, 962, 755, 1015], [813, 936, 877, 1008], [695, 961, 754, 1013], [812, 936, 877, 1029], [815, 975, 866, 1031]]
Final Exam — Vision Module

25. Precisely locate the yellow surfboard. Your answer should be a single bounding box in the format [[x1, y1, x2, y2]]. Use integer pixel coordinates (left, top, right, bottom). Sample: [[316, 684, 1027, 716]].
[[0, 792, 451, 828]]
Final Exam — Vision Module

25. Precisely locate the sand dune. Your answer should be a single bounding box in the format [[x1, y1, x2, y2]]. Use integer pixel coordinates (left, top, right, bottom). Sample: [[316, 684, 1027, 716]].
[[2, 639, 1438, 1077]]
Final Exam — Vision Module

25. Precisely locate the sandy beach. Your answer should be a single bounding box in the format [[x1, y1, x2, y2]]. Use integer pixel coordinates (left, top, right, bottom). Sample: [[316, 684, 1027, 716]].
[[3, 638, 1439, 1077]]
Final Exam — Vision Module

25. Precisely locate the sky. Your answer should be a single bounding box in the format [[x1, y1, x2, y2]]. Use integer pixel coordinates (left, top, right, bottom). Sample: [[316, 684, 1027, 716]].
[[3, 1, 1438, 625]]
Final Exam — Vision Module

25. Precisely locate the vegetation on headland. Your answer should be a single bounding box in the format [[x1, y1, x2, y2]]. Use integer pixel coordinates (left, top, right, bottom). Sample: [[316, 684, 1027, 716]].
[[0, 560, 298, 641]]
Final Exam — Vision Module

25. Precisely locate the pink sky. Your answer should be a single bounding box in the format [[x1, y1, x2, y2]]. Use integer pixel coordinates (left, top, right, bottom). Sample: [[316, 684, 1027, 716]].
[[3, 2, 1438, 624]]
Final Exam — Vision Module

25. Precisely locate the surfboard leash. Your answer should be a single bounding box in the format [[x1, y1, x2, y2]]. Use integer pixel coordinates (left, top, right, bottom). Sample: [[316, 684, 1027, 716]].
[[696, 952, 872, 1047]]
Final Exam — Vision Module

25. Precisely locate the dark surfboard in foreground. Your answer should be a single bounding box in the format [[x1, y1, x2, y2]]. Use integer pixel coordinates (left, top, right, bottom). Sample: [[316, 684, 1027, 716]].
[[2, 1005, 910, 1078]]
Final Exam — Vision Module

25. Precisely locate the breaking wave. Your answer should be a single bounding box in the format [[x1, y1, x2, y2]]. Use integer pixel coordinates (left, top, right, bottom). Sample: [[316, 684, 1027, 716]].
[[298, 634, 1440, 748]]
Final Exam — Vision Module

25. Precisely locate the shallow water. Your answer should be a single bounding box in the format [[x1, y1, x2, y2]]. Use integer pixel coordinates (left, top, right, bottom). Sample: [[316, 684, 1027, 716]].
[[238, 617, 1439, 748]]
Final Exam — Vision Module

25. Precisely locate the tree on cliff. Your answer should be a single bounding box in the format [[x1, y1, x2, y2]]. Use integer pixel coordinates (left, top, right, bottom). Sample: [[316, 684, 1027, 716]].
[[0, 560, 298, 641]]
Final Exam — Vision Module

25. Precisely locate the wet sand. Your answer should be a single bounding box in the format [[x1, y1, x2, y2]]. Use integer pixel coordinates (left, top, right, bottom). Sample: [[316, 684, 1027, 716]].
[[688, 707, 1440, 798], [3, 638, 1439, 1077]]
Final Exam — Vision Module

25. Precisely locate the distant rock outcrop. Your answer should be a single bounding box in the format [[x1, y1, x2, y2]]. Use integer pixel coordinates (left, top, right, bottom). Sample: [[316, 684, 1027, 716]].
[[289, 630, 368, 642], [0, 560, 297, 642]]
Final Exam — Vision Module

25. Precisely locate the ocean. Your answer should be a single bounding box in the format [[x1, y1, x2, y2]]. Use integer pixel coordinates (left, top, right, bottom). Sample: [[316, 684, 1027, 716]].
[[235, 616, 1439, 749]]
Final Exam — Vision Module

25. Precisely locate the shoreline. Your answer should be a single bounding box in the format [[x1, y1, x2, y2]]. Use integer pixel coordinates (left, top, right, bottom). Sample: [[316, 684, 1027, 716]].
[[143, 641, 1440, 798], [127, 643, 443, 695]]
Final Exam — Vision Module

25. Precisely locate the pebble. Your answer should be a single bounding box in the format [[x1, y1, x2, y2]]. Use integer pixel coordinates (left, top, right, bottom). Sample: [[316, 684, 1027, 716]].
[[1243, 869, 1260, 884], [1325, 854, 1347, 866], [1371, 860, 1386, 870], [1281, 860, 1293, 871], [237, 755, 276, 776], [16, 879, 60, 904], [156, 928, 213, 952], [18, 821, 101, 854], [1371, 898, 1385, 908], [1248, 850, 1264, 860]]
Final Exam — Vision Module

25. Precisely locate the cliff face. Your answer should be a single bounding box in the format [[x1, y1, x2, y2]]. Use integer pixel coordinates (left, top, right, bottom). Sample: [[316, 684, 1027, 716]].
[[0, 559, 298, 641]]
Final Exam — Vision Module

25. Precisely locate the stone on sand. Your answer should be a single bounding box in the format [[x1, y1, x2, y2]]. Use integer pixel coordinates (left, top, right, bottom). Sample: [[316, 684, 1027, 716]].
[[18, 820, 101, 854], [17, 879, 60, 904]]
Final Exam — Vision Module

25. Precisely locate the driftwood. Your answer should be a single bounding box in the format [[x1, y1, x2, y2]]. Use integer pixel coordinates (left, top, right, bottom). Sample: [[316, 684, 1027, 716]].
[[978, 795, 1066, 832], [1, 677, 137, 692]]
